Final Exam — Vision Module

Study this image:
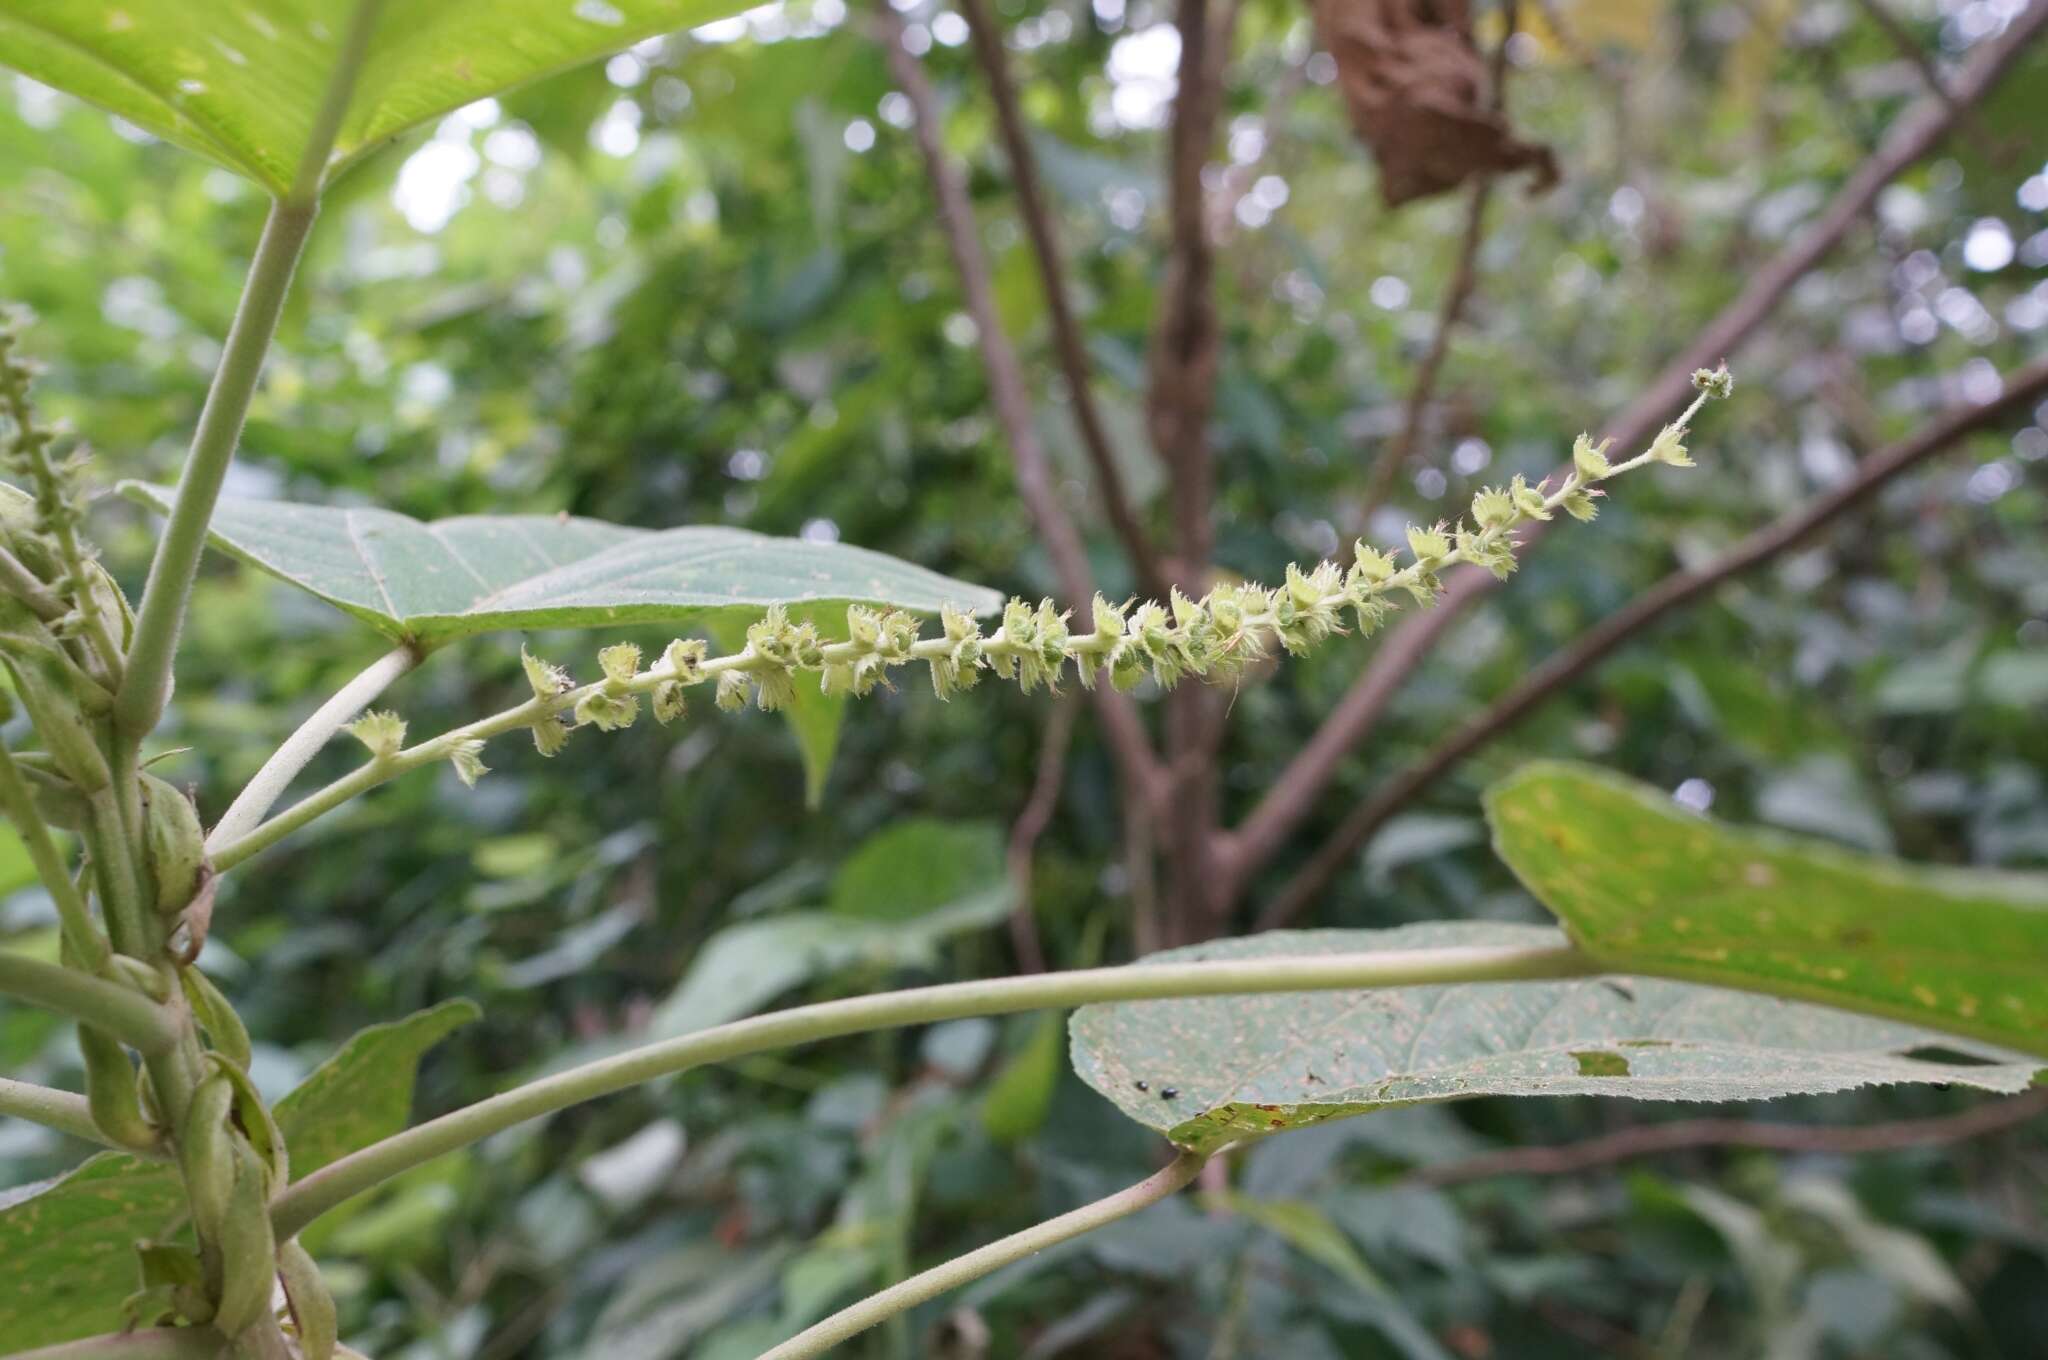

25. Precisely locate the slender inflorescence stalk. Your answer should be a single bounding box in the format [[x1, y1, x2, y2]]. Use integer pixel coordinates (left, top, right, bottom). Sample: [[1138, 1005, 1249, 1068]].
[[270, 938, 1596, 1235], [0, 738, 108, 971], [212, 372, 1730, 875], [760, 1149, 1212, 1360]]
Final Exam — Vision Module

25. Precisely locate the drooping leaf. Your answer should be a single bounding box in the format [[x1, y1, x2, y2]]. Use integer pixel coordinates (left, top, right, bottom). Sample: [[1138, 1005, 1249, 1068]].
[[0, 999, 477, 1349], [0, 1, 765, 197], [1485, 761, 2048, 1058], [1068, 923, 2039, 1154], [707, 614, 846, 811], [120, 483, 1002, 647]]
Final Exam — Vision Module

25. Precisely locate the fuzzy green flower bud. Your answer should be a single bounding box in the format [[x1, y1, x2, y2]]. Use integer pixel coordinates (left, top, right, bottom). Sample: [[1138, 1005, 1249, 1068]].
[[1351, 541, 1397, 583], [598, 642, 641, 686], [450, 739, 489, 787], [575, 689, 640, 731], [663, 637, 708, 683], [1405, 523, 1451, 563], [1691, 364, 1735, 400], [345, 710, 407, 761], [1561, 486, 1602, 522], [522, 648, 573, 702], [715, 670, 749, 712], [1646, 421, 1694, 467], [1510, 473, 1551, 521], [531, 714, 571, 757], [1572, 433, 1613, 480], [1470, 485, 1515, 531]]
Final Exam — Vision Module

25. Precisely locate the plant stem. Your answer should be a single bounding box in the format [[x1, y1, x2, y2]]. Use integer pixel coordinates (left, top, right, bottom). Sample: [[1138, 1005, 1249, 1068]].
[[0, 949, 176, 1053], [0, 739, 108, 970], [269, 939, 1594, 1235], [760, 1149, 1210, 1360], [112, 200, 317, 747], [0, 1075, 118, 1148], [6, 1330, 227, 1360], [208, 643, 420, 851]]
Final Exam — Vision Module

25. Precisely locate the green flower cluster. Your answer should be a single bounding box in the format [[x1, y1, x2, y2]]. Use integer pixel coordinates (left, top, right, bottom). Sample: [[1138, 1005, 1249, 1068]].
[[383, 367, 1729, 782]]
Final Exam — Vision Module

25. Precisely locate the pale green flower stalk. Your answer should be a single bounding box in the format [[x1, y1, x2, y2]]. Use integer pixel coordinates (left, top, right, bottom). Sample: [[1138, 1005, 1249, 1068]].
[[211, 369, 1730, 872]]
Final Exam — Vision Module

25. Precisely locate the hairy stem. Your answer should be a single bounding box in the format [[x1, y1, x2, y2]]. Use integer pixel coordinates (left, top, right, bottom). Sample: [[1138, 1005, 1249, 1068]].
[[0, 739, 107, 970], [112, 200, 317, 746], [0, 949, 176, 1053], [208, 643, 420, 851], [760, 1150, 1210, 1360], [270, 939, 1595, 1235], [0, 1075, 117, 1148]]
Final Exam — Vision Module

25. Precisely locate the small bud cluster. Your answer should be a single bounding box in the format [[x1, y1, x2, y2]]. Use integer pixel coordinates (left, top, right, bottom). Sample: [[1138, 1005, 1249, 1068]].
[[399, 371, 1731, 787], [0, 310, 117, 664]]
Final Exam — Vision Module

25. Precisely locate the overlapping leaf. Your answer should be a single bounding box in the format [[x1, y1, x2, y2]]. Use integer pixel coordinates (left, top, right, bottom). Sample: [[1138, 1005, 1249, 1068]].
[[0, 1, 763, 196], [0, 999, 477, 1352], [1486, 762, 2048, 1058], [121, 483, 1002, 647], [1069, 923, 2039, 1154]]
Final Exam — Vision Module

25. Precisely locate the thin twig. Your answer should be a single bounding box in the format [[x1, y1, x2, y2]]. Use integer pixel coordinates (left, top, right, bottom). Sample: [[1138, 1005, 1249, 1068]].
[[872, 0, 1166, 814], [958, 0, 1168, 599], [1006, 694, 1079, 974], [1254, 352, 2048, 929], [1220, 2, 2048, 897], [759, 1150, 1210, 1359], [1418, 1088, 2048, 1186]]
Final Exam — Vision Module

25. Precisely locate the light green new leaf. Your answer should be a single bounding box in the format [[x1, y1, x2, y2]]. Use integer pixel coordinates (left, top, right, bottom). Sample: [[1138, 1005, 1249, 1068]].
[[1068, 924, 2039, 1154], [0, 0, 765, 197], [1485, 761, 2048, 1058], [0, 999, 477, 1351], [121, 483, 1003, 648]]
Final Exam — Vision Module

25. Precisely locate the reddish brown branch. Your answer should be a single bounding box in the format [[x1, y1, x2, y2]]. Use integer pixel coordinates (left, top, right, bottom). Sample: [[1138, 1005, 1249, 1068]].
[[1221, 2, 2048, 898], [1253, 352, 2048, 930], [1006, 694, 1080, 975], [1419, 1088, 2048, 1187], [874, 3, 1165, 814], [958, 0, 1169, 600]]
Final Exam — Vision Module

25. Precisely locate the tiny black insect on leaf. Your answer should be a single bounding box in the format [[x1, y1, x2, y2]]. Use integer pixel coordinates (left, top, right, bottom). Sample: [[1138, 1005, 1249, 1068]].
[[1159, 1087, 1179, 1100]]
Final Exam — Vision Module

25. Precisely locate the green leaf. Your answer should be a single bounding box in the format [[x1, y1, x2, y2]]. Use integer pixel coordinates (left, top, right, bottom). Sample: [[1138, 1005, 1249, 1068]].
[[1485, 761, 2048, 1058], [1068, 923, 2039, 1155], [828, 819, 1005, 922], [119, 483, 1002, 647], [0, 999, 476, 1349], [0, 0, 766, 197], [978, 1014, 1064, 1143], [0, 822, 38, 897], [647, 821, 1012, 1038], [707, 614, 845, 811]]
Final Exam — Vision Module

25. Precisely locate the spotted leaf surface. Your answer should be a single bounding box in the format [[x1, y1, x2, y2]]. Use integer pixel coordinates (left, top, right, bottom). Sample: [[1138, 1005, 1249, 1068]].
[[1069, 923, 2038, 1153], [0, 1, 765, 196], [121, 483, 1001, 646], [1487, 762, 2048, 1059]]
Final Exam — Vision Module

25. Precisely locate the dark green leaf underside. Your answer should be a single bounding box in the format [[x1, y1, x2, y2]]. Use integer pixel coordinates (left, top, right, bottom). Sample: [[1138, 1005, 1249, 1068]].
[[121, 483, 1002, 646], [0, 999, 478, 1351], [1486, 762, 2048, 1058], [1069, 923, 2039, 1154]]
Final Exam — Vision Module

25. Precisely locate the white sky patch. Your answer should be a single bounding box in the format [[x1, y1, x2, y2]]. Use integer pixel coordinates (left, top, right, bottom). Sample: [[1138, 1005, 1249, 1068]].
[[843, 118, 875, 152], [393, 136, 481, 234], [1962, 217, 2015, 271], [1107, 24, 1179, 129], [591, 99, 642, 158]]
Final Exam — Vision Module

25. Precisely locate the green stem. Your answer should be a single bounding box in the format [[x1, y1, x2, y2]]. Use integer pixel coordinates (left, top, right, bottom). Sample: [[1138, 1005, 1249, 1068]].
[[0, 1075, 120, 1148], [269, 940, 1594, 1235], [207, 642, 420, 851], [112, 199, 317, 746], [0, 949, 177, 1053], [763, 1150, 1209, 1360], [6, 1329, 226, 1360], [0, 739, 107, 971]]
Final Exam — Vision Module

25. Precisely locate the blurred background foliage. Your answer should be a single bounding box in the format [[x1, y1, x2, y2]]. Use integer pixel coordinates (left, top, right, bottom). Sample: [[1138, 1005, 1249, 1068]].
[[2, 0, 2046, 1356]]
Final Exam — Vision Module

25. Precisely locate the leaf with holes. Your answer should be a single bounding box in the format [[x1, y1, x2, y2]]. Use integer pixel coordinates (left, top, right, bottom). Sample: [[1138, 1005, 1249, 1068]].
[[1068, 923, 2039, 1153], [0, 999, 476, 1350], [1485, 761, 2048, 1059], [120, 483, 1002, 647], [0, 1, 768, 197]]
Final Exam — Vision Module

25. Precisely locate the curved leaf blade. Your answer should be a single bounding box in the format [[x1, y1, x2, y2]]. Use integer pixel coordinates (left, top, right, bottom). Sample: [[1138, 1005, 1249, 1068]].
[[0, 1, 762, 195], [120, 483, 1003, 645], [1069, 923, 2039, 1153], [1485, 761, 2048, 1058]]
